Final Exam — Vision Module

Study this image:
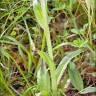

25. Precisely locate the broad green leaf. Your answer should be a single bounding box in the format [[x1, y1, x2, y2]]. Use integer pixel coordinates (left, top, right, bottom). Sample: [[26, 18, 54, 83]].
[[33, 0, 47, 30], [38, 51, 57, 95], [56, 49, 82, 85], [37, 67, 50, 96], [80, 86, 96, 94], [68, 62, 84, 91]]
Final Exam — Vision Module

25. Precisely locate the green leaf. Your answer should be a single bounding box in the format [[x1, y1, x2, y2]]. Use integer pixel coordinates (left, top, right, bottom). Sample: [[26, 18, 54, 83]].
[[38, 51, 57, 95], [39, 51, 56, 72], [80, 86, 96, 94], [53, 2, 66, 11], [93, 33, 96, 39], [68, 62, 84, 91], [71, 28, 84, 35], [56, 49, 82, 85], [33, 0, 53, 60], [33, 0, 48, 30], [70, 0, 76, 4], [10, 30, 16, 36], [72, 39, 88, 48], [37, 67, 50, 96]]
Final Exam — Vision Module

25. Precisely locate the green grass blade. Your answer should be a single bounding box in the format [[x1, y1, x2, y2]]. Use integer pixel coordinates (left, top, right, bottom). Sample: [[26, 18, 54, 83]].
[[0, 69, 15, 96], [0, 6, 30, 38]]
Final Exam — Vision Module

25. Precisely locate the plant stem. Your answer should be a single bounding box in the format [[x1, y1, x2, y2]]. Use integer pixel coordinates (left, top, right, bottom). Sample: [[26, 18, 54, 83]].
[[44, 28, 53, 60]]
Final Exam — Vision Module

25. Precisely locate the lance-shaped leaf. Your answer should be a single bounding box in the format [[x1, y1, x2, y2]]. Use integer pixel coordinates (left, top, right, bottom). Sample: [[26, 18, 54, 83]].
[[38, 51, 57, 96], [80, 86, 96, 94], [33, 0, 48, 30], [37, 67, 51, 96], [68, 62, 84, 91], [56, 49, 82, 85]]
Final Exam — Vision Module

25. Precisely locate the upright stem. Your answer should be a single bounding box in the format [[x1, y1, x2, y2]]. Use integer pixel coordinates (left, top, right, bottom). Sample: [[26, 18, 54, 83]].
[[44, 28, 53, 60], [40, 0, 53, 60]]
